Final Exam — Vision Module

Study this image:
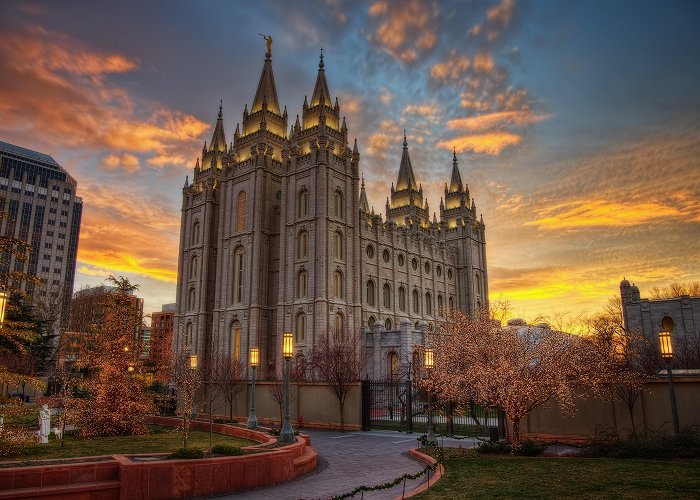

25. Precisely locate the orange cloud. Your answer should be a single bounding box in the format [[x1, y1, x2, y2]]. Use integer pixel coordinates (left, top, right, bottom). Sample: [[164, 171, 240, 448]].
[[0, 26, 208, 169], [527, 200, 684, 230], [403, 104, 438, 116], [366, 119, 401, 158], [368, 0, 439, 63], [101, 153, 140, 173], [469, 0, 517, 43], [438, 131, 521, 155], [447, 111, 551, 133], [429, 50, 470, 84], [473, 53, 495, 73]]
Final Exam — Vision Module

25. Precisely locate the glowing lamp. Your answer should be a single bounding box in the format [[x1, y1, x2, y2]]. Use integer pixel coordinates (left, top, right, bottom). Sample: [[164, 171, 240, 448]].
[[0, 290, 7, 326], [250, 347, 259, 368], [424, 348, 434, 370], [658, 330, 673, 360], [283, 332, 294, 359], [127, 366, 135, 372], [189, 354, 199, 370]]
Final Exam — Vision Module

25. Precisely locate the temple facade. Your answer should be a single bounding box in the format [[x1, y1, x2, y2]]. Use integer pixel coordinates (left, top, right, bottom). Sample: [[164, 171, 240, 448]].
[[174, 44, 488, 379]]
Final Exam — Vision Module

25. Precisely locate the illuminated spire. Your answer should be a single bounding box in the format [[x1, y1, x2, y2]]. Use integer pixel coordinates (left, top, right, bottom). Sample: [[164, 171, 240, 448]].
[[251, 42, 280, 114], [209, 100, 226, 152], [310, 48, 331, 107], [448, 147, 463, 193], [396, 130, 417, 191]]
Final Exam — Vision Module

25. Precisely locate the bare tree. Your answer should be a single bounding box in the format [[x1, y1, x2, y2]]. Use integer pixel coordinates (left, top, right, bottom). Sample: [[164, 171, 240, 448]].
[[309, 332, 365, 432], [649, 281, 700, 299], [170, 351, 202, 448], [218, 355, 246, 420]]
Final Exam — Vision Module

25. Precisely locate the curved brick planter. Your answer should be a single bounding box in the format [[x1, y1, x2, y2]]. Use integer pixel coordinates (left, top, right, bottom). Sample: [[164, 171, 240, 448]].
[[399, 449, 445, 499], [0, 416, 317, 500]]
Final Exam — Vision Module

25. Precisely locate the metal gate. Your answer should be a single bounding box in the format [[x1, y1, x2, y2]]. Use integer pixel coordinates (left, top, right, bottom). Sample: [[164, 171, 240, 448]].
[[361, 379, 505, 438]]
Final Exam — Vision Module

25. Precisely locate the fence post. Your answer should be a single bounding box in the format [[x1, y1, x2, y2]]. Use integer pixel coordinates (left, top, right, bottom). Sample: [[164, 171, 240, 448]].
[[361, 379, 371, 431], [446, 400, 454, 436], [406, 380, 413, 433]]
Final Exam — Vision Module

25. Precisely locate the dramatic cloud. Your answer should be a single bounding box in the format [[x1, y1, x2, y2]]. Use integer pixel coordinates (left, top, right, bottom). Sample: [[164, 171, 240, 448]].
[[368, 0, 439, 63], [469, 0, 517, 43], [101, 153, 140, 173], [430, 50, 470, 84], [0, 25, 208, 168], [438, 131, 521, 155]]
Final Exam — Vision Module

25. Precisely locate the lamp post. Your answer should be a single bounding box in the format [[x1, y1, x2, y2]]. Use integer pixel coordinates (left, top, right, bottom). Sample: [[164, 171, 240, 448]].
[[189, 353, 198, 370], [279, 332, 295, 444], [0, 290, 8, 327], [247, 347, 259, 429], [658, 330, 680, 436], [424, 348, 436, 443]]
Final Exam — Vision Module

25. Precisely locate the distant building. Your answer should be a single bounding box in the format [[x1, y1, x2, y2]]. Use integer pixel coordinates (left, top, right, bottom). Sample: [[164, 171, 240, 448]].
[[150, 303, 175, 382], [620, 278, 700, 349], [0, 140, 82, 332], [59, 285, 145, 369]]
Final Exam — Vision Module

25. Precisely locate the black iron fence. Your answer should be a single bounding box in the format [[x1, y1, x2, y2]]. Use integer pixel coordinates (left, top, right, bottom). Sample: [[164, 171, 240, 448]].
[[361, 379, 505, 438]]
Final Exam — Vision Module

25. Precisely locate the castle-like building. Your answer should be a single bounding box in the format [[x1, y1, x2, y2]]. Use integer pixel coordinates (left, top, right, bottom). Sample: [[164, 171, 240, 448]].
[[174, 44, 488, 379]]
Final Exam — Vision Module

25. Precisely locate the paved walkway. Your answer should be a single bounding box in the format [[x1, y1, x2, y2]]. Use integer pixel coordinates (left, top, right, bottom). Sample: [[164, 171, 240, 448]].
[[210, 430, 479, 500]]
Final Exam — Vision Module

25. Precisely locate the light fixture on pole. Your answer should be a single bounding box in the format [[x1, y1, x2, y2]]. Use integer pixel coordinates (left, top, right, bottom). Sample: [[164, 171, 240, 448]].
[[658, 329, 680, 436], [424, 347, 436, 443], [0, 290, 7, 327], [189, 353, 198, 370], [279, 332, 295, 444], [247, 347, 259, 429]]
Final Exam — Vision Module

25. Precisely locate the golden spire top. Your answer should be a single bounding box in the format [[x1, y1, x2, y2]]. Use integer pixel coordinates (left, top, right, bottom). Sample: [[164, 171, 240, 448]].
[[259, 34, 272, 56]]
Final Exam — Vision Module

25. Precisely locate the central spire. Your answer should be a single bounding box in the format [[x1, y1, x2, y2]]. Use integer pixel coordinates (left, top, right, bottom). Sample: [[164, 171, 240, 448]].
[[209, 100, 226, 152], [251, 38, 280, 114], [310, 48, 331, 107], [448, 147, 463, 193], [396, 130, 417, 191]]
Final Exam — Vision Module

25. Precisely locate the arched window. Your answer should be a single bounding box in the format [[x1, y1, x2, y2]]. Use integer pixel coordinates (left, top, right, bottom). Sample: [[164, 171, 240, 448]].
[[233, 247, 244, 304], [192, 221, 200, 245], [190, 255, 198, 279], [295, 312, 306, 342], [425, 292, 432, 316], [333, 270, 344, 299], [188, 288, 196, 310], [334, 190, 344, 219], [236, 191, 247, 231], [383, 283, 391, 308], [438, 294, 444, 316], [231, 321, 241, 363], [368, 316, 376, 327], [398, 286, 406, 311], [297, 190, 309, 218], [385, 318, 392, 330], [185, 322, 193, 348], [334, 231, 344, 260], [449, 296, 454, 312], [388, 351, 399, 380], [334, 313, 344, 342], [297, 231, 308, 259], [366, 280, 375, 306], [297, 270, 308, 298], [412, 289, 419, 314]]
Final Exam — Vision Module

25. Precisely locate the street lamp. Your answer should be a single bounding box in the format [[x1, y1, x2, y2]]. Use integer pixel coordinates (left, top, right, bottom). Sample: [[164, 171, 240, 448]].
[[279, 332, 295, 444], [189, 353, 198, 370], [658, 330, 680, 435], [424, 348, 436, 443], [247, 347, 259, 430], [0, 290, 8, 327]]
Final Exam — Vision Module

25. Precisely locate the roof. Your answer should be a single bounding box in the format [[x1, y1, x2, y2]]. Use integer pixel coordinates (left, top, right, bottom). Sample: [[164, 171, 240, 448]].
[[0, 140, 60, 168]]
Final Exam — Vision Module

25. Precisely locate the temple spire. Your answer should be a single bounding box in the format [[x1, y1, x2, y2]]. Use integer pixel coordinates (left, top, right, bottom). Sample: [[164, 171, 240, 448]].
[[396, 130, 417, 191], [208, 100, 226, 152], [359, 174, 370, 213], [251, 38, 280, 114], [448, 146, 463, 193], [310, 48, 331, 107]]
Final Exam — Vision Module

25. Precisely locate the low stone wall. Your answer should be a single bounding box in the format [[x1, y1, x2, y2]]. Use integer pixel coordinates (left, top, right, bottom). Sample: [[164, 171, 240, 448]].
[[0, 417, 317, 500], [516, 376, 700, 444]]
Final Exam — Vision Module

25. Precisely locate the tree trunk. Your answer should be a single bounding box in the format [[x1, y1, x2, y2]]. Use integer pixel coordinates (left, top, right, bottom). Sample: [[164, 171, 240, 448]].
[[208, 405, 213, 452], [339, 400, 345, 432], [229, 399, 233, 420], [511, 418, 521, 453]]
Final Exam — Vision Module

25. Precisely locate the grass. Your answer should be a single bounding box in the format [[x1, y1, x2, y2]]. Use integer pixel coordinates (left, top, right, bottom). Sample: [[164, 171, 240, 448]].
[[0, 425, 256, 462], [415, 456, 700, 499]]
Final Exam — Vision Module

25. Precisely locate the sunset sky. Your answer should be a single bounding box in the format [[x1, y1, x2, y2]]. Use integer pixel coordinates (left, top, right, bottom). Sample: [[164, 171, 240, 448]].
[[1, 0, 699, 323]]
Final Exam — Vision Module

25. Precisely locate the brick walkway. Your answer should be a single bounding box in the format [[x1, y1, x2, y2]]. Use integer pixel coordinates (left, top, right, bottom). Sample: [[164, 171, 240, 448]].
[[211, 430, 479, 500]]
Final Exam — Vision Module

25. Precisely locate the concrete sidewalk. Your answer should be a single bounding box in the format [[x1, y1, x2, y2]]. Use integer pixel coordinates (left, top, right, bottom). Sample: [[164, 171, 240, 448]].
[[209, 430, 478, 500]]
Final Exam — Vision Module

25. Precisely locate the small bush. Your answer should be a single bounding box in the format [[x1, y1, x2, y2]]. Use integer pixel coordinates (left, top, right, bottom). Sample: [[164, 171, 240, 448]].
[[211, 443, 245, 456], [169, 447, 205, 459], [516, 440, 545, 457], [0, 427, 35, 457], [584, 428, 700, 459], [214, 418, 237, 424], [477, 441, 512, 454]]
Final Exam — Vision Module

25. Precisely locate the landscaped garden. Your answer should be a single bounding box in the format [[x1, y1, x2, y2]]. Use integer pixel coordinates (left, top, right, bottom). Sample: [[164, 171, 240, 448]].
[[0, 424, 256, 463]]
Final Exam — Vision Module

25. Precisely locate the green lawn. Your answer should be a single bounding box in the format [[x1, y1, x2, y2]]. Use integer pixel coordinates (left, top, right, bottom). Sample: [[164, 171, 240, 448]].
[[0, 425, 256, 462], [416, 456, 700, 499]]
